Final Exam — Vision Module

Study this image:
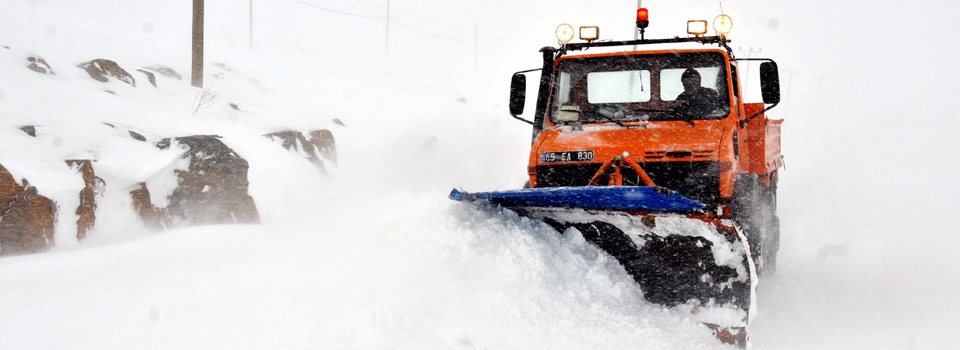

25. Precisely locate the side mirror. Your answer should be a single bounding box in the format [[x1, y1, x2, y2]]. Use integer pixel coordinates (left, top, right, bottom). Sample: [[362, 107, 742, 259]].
[[760, 61, 781, 104], [509, 73, 526, 116]]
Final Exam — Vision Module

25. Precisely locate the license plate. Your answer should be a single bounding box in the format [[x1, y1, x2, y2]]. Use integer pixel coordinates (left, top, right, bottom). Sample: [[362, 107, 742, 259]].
[[541, 150, 595, 163]]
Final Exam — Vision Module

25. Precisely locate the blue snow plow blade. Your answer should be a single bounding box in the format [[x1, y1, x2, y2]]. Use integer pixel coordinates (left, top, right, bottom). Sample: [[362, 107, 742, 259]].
[[449, 186, 705, 213]]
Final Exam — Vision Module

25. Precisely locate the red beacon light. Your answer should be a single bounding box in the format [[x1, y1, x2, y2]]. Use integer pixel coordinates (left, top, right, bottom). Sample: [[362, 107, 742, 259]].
[[636, 8, 649, 29]]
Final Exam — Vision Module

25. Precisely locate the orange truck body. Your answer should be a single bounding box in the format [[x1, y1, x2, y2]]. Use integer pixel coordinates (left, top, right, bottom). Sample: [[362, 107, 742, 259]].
[[479, 31, 787, 338], [527, 48, 783, 204]]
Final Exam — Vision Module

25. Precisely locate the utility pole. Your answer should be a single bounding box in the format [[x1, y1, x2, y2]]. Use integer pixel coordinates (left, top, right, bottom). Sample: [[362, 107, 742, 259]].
[[815, 75, 824, 105], [192, 0, 204, 88], [739, 47, 761, 88], [632, 0, 641, 51], [384, 0, 390, 58], [786, 70, 798, 118], [474, 22, 478, 72], [249, 0, 253, 50], [628, 0, 642, 96]]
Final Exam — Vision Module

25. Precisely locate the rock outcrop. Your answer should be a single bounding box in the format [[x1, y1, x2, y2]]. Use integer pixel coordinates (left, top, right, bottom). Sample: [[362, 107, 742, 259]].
[[0, 163, 56, 256], [135, 69, 157, 87], [27, 56, 53, 75], [128, 130, 146, 142], [130, 182, 165, 232], [78, 59, 135, 86], [308, 129, 337, 166], [66, 160, 103, 240], [20, 125, 36, 137], [264, 129, 337, 172], [144, 66, 181, 80], [148, 135, 260, 227], [2, 134, 260, 244]]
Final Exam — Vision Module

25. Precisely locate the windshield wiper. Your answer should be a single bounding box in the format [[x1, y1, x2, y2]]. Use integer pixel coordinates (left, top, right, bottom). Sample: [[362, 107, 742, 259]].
[[592, 105, 627, 127], [632, 108, 696, 126]]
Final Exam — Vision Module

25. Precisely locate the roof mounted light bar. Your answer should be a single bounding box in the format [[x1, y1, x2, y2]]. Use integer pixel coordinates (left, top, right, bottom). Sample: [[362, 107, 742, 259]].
[[562, 35, 731, 52]]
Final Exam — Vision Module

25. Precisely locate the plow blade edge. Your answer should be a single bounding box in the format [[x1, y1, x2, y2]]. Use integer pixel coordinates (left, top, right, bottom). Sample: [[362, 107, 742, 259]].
[[450, 186, 757, 328]]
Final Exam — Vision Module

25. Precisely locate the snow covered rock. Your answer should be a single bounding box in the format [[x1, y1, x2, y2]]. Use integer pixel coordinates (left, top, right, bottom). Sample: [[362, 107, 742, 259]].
[[135, 69, 156, 87], [129, 182, 165, 232], [143, 65, 181, 80], [153, 135, 259, 227], [26, 56, 52, 75], [19, 125, 35, 137], [308, 129, 337, 166], [127, 130, 147, 142], [0, 163, 56, 256], [77, 59, 135, 86], [65, 159, 103, 240], [264, 129, 337, 172]]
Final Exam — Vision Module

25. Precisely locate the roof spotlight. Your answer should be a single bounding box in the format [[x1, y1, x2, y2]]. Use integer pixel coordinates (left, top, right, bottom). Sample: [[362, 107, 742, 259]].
[[714, 14, 733, 35], [579, 26, 599, 41], [556, 23, 575, 44], [687, 20, 708, 36]]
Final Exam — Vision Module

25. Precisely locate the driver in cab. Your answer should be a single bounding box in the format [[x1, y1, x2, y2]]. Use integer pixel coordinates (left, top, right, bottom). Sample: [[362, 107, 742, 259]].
[[674, 68, 722, 117]]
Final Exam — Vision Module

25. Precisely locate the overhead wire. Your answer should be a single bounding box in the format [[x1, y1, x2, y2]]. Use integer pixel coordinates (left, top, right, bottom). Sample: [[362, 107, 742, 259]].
[[290, 0, 384, 19], [387, 10, 472, 30], [476, 43, 515, 58], [344, 0, 384, 8], [289, 0, 522, 53], [340, 0, 473, 30], [389, 19, 469, 43]]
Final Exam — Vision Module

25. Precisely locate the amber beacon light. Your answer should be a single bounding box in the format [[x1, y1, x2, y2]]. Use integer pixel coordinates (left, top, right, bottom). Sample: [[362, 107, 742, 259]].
[[636, 8, 649, 28]]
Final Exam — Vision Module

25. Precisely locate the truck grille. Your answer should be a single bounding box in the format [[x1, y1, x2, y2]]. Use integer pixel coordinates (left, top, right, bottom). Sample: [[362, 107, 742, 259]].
[[536, 161, 721, 203]]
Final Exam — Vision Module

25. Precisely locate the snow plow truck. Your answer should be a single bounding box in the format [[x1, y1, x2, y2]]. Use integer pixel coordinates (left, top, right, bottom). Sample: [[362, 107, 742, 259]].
[[451, 8, 783, 346]]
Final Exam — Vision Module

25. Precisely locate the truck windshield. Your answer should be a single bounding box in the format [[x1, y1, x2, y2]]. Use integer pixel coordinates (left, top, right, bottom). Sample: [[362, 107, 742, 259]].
[[549, 51, 730, 124]]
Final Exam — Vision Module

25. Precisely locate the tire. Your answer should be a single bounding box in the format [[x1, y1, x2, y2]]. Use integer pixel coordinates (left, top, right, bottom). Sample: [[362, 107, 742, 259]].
[[758, 174, 780, 275], [731, 173, 776, 276]]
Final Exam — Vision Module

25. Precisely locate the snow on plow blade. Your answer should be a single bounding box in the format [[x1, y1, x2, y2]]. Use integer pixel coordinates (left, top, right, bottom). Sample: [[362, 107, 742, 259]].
[[450, 186, 757, 330]]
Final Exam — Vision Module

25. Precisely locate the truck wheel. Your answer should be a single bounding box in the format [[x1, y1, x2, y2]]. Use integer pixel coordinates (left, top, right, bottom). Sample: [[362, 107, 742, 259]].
[[758, 174, 780, 275], [732, 173, 769, 275]]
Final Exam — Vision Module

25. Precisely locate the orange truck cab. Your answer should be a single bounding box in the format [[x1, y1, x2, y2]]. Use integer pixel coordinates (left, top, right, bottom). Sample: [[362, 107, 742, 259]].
[[510, 34, 782, 208], [507, 17, 784, 276]]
